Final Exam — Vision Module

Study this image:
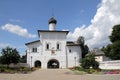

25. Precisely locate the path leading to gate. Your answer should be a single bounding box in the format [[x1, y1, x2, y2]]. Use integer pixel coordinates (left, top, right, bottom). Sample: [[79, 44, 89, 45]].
[[0, 69, 120, 80]]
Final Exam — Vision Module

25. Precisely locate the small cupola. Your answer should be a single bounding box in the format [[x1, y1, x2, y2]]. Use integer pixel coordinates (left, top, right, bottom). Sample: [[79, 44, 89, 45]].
[[48, 17, 57, 31]]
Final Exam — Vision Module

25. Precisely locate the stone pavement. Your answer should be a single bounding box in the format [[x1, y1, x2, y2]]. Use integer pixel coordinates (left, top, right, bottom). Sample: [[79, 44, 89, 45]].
[[0, 69, 120, 80]]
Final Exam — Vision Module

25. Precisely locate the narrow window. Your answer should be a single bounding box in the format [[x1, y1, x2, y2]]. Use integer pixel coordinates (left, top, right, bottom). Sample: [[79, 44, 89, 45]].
[[35, 48, 37, 52], [46, 43, 49, 50], [57, 44, 59, 50], [57, 42, 61, 50], [69, 49, 71, 53], [32, 48, 34, 52], [32, 48, 37, 52]]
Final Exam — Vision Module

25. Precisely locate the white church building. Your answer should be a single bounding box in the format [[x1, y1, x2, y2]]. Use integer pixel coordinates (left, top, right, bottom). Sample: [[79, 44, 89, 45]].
[[25, 17, 82, 69]]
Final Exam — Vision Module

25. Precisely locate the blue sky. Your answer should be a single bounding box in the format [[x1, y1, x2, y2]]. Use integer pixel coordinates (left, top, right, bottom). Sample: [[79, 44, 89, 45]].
[[0, 0, 120, 55]]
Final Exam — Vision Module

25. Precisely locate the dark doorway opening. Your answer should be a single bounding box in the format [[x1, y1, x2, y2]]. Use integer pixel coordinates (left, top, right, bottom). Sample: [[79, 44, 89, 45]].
[[35, 60, 41, 68], [47, 59, 59, 69]]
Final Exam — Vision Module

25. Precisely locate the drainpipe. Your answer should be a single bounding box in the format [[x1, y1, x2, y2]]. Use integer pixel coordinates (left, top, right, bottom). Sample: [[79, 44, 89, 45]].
[[65, 46, 68, 68], [74, 56, 76, 67], [31, 56, 32, 67]]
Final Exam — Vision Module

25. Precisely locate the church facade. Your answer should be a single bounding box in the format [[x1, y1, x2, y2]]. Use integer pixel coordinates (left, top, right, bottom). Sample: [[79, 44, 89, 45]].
[[25, 17, 82, 69]]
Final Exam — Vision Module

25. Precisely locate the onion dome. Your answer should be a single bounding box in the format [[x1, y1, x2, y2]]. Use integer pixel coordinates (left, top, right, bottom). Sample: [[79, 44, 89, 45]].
[[48, 17, 57, 24]]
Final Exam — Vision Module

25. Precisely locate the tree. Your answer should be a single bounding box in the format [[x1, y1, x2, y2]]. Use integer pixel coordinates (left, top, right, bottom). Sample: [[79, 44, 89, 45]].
[[109, 24, 120, 43], [20, 54, 27, 63], [80, 53, 99, 69], [77, 36, 89, 58], [77, 36, 84, 45], [102, 44, 112, 57], [102, 24, 120, 60], [0, 46, 20, 65], [110, 41, 120, 60]]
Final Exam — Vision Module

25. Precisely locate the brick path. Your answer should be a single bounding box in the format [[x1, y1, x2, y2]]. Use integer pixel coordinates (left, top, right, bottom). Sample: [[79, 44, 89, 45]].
[[0, 69, 120, 80]]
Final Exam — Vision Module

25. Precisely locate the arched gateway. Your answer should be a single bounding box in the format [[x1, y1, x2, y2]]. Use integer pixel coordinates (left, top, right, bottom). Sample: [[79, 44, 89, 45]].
[[35, 60, 41, 68], [47, 59, 59, 68]]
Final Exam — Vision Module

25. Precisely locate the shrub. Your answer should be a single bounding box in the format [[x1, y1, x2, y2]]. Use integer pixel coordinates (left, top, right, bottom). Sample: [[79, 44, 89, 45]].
[[88, 68, 96, 74], [0, 64, 31, 73], [0, 68, 5, 72], [80, 53, 99, 69], [74, 66, 84, 71], [0, 65, 8, 72]]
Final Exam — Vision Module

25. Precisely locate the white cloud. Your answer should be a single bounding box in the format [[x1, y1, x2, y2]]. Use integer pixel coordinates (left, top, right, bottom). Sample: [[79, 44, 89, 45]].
[[1, 23, 37, 38], [67, 0, 120, 49]]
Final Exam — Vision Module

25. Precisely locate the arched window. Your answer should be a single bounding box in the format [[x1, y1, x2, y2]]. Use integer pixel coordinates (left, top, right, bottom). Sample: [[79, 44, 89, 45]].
[[56, 42, 61, 50], [46, 43, 49, 49], [46, 42, 51, 50], [69, 49, 71, 53], [57, 44, 59, 50]]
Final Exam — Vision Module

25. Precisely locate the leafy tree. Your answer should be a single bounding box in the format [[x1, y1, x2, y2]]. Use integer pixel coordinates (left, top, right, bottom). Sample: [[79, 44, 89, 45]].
[[109, 24, 120, 43], [102, 24, 120, 60], [84, 45, 89, 56], [110, 41, 120, 60], [0, 46, 20, 65], [20, 54, 27, 63], [77, 36, 84, 45], [102, 44, 112, 57], [80, 53, 99, 69], [77, 36, 89, 58]]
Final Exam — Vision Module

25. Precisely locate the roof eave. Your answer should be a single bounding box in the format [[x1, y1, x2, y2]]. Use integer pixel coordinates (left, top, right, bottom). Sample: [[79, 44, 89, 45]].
[[25, 40, 40, 45]]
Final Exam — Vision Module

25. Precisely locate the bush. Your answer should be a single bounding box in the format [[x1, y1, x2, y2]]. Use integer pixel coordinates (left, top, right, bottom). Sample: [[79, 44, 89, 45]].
[[87, 68, 96, 74], [74, 66, 84, 71], [72, 66, 101, 74], [80, 53, 99, 69], [0, 65, 8, 72], [0, 68, 5, 72], [31, 67, 39, 71], [92, 60, 99, 69], [0, 64, 31, 73]]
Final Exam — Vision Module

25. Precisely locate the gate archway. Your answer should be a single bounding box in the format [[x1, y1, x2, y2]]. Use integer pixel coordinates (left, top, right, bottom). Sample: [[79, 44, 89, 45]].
[[47, 59, 59, 68], [34, 60, 41, 68]]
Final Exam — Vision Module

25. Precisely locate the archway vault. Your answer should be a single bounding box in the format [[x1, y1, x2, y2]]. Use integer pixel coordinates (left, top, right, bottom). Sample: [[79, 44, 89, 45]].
[[34, 60, 41, 68], [47, 59, 59, 69]]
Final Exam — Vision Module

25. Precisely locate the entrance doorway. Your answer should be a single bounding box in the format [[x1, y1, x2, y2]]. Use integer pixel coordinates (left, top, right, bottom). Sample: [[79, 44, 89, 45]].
[[47, 59, 59, 68], [35, 60, 41, 68]]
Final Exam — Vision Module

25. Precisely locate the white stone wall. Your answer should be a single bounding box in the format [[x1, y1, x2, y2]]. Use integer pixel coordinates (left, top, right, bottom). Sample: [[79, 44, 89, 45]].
[[99, 60, 120, 69], [95, 55, 111, 62], [26, 32, 66, 68], [95, 56, 103, 62], [40, 32, 67, 68], [26, 42, 41, 67], [67, 46, 81, 68]]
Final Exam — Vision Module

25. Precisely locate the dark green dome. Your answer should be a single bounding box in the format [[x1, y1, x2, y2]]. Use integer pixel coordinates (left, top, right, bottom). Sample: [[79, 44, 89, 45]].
[[48, 17, 57, 24]]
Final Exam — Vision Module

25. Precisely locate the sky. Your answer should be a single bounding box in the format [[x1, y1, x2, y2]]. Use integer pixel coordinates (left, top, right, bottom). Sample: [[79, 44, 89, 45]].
[[0, 0, 120, 55]]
